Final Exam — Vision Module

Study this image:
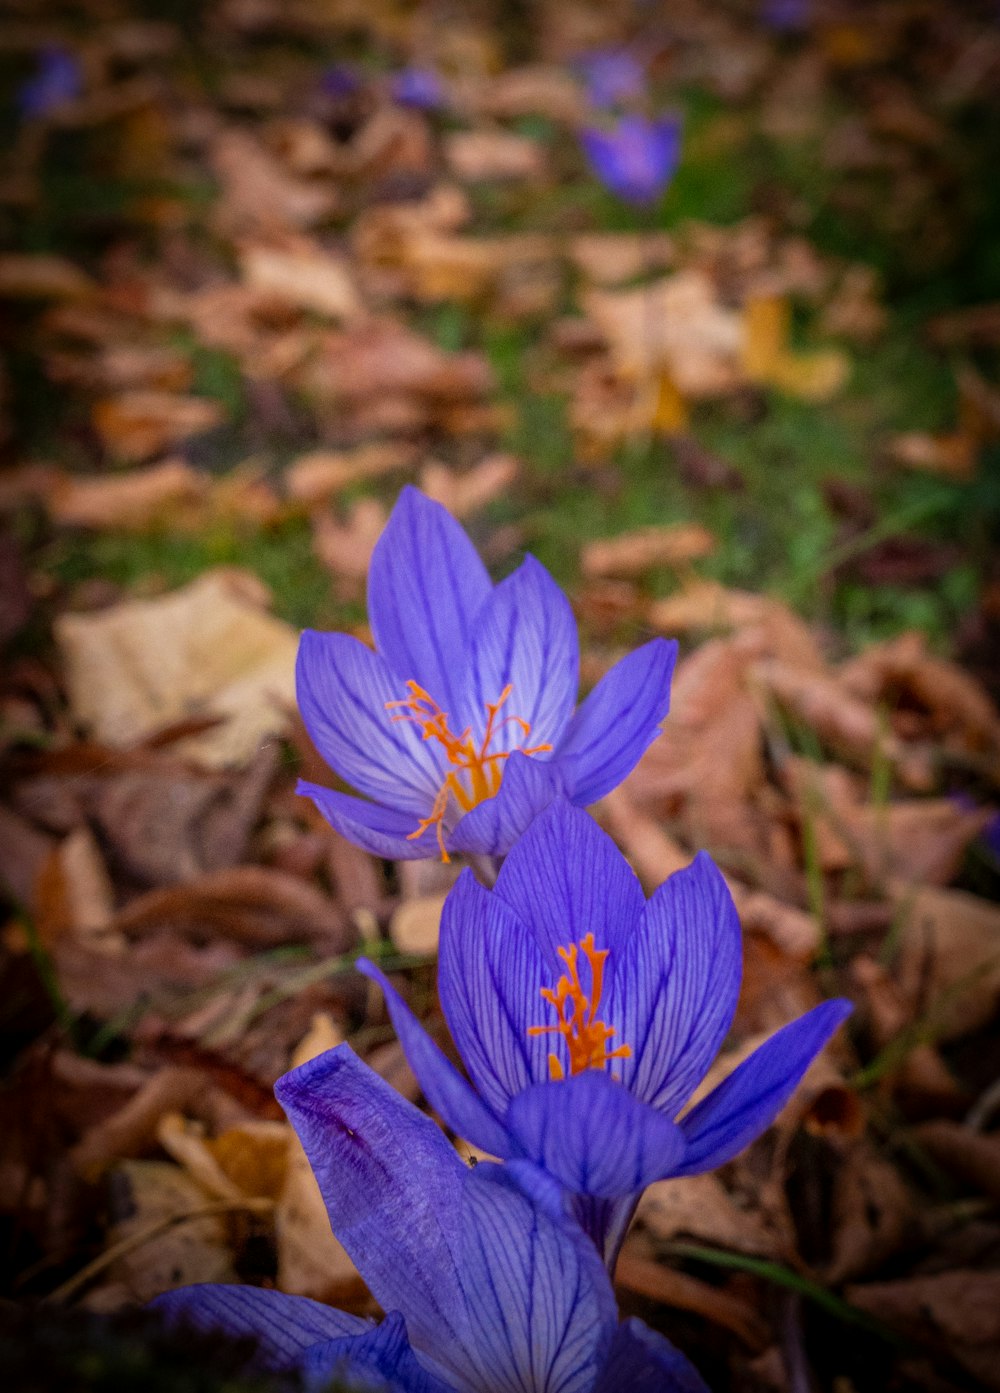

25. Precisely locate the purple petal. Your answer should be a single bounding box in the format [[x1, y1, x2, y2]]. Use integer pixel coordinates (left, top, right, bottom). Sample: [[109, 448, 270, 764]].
[[555, 639, 678, 806], [150, 1284, 367, 1370], [275, 1044, 469, 1361], [465, 555, 578, 754], [505, 1072, 686, 1198], [368, 487, 492, 720], [593, 1319, 710, 1393], [491, 799, 644, 962], [446, 749, 565, 857], [296, 630, 442, 811], [297, 780, 439, 860], [677, 998, 854, 1174], [302, 1312, 451, 1393], [449, 1163, 617, 1393], [357, 956, 515, 1158], [567, 1193, 638, 1269], [609, 852, 741, 1114], [438, 870, 553, 1107]]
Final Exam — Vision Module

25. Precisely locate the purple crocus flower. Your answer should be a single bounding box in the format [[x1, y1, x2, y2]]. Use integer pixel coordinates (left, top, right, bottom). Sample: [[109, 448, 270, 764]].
[[391, 66, 446, 111], [296, 487, 677, 862], [760, 0, 811, 32], [575, 48, 646, 108], [580, 114, 681, 207], [319, 64, 362, 99], [17, 46, 82, 120], [361, 801, 853, 1264], [153, 1045, 709, 1392]]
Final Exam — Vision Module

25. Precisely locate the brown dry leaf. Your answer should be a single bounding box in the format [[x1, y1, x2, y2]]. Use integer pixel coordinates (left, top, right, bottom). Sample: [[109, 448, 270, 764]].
[[581, 524, 716, 580], [615, 1243, 770, 1351], [839, 630, 1000, 759], [33, 826, 118, 951], [239, 239, 363, 321], [46, 458, 207, 530], [570, 361, 689, 455], [470, 65, 584, 123], [91, 392, 224, 464], [55, 568, 298, 766], [445, 129, 548, 182], [647, 583, 826, 671], [583, 273, 743, 398], [598, 787, 691, 890], [70, 1068, 207, 1180], [312, 498, 387, 590], [0, 253, 96, 300], [93, 1159, 236, 1307], [419, 453, 519, 519], [886, 430, 978, 480], [210, 128, 338, 236], [390, 893, 446, 955], [825, 1144, 913, 1282], [893, 882, 1000, 1039], [113, 865, 349, 950], [848, 1270, 1000, 1390], [914, 1120, 1000, 1203], [569, 233, 675, 287], [637, 1173, 780, 1258], [286, 442, 417, 506], [751, 657, 932, 789]]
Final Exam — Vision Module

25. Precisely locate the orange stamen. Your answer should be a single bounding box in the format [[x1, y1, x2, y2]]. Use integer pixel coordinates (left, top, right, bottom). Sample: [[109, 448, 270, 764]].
[[527, 933, 632, 1081], [385, 682, 551, 862]]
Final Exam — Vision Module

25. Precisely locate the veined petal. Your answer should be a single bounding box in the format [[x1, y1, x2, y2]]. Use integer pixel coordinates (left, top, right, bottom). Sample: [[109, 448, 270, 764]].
[[438, 870, 553, 1108], [447, 1163, 616, 1393], [368, 487, 492, 719], [302, 1312, 453, 1393], [505, 1072, 685, 1199], [491, 799, 644, 961], [297, 781, 440, 860], [677, 998, 854, 1175], [357, 957, 515, 1158], [555, 639, 678, 806], [446, 749, 565, 857], [610, 852, 741, 1114], [150, 1285, 367, 1370], [275, 1045, 470, 1363], [296, 630, 441, 811], [465, 555, 578, 753], [593, 1319, 710, 1393]]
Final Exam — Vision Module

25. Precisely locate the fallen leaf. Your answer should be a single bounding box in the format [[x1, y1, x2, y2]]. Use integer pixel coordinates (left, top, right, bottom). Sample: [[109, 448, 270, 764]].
[[893, 882, 1000, 1039], [286, 442, 417, 506], [239, 238, 363, 321], [445, 129, 547, 182], [419, 453, 519, 518], [91, 392, 224, 463], [581, 524, 716, 580], [0, 254, 95, 300], [637, 1173, 780, 1258], [390, 893, 446, 955], [55, 568, 298, 766], [46, 459, 207, 529]]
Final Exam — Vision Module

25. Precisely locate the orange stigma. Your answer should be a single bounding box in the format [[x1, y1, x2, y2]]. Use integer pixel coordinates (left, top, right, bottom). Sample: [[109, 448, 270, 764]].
[[527, 933, 632, 1081], [385, 682, 551, 862]]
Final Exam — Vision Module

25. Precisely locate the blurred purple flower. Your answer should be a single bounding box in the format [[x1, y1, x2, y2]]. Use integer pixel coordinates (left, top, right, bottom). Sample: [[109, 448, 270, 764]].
[[391, 66, 446, 111], [319, 64, 361, 99], [575, 48, 645, 108], [296, 487, 677, 862], [17, 46, 82, 120], [760, 0, 811, 32], [362, 801, 853, 1264], [154, 1045, 708, 1392], [580, 114, 681, 206]]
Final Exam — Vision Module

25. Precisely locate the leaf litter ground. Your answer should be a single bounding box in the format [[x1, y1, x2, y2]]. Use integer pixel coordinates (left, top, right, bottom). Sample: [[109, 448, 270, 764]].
[[1, 1, 999, 1389]]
